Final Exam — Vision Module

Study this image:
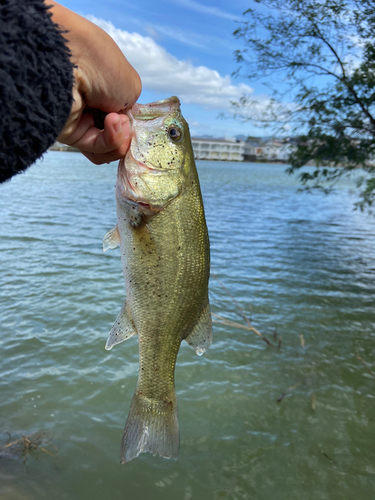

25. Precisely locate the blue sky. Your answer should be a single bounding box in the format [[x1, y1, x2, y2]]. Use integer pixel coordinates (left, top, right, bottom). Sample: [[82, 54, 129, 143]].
[[59, 0, 268, 139]]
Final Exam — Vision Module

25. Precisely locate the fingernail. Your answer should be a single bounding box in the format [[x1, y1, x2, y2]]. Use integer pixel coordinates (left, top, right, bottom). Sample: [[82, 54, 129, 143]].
[[114, 116, 122, 134], [122, 119, 129, 139]]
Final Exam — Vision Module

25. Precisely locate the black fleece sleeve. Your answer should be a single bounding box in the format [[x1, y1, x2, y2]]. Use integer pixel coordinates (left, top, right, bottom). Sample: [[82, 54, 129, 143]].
[[0, 0, 74, 183]]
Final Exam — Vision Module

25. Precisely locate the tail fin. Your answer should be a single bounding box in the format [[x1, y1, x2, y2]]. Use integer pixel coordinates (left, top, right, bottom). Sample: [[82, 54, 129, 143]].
[[120, 390, 179, 464]]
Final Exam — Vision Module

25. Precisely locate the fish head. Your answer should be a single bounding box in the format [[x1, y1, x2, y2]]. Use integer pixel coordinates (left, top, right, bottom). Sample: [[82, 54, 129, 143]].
[[116, 96, 194, 215]]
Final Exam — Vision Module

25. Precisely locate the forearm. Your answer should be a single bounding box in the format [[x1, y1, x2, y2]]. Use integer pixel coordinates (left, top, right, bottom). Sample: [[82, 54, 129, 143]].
[[47, 1, 141, 164], [47, 1, 141, 113]]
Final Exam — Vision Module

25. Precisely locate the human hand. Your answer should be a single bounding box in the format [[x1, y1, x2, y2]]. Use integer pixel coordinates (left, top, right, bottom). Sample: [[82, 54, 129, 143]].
[[47, 1, 141, 164]]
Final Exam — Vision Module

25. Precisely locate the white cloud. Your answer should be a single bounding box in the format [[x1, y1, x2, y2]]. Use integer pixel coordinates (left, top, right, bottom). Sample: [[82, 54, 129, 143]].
[[143, 26, 160, 40], [187, 118, 258, 139], [145, 22, 238, 54], [104, 11, 237, 53], [171, 0, 240, 21], [87, 16, 254, 112], [145, 24, 211, 51]]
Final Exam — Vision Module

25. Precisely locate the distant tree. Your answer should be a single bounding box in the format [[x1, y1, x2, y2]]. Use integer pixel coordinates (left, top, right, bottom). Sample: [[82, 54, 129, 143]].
[[233, 0, 375, 211]]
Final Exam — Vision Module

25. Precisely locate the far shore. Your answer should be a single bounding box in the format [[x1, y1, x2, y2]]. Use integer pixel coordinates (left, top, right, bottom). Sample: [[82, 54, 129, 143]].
[[48, 146, 299, 164]]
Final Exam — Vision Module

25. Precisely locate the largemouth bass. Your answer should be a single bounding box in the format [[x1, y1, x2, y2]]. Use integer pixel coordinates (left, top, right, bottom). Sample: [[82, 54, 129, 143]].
[[103, 96, 212, 464]]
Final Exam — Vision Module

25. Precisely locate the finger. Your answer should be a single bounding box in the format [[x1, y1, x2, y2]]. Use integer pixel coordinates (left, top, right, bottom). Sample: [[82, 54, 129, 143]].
[[67, 113, 130, 155], [80, 147, 129, 165], [102, 113, 130, 151]]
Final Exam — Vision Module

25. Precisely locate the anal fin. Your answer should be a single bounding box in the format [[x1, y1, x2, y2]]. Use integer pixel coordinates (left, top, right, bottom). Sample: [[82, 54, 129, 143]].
[[105, 301, 137, 350], [184, 300, 213, 356], [103, 225, 120, 252]]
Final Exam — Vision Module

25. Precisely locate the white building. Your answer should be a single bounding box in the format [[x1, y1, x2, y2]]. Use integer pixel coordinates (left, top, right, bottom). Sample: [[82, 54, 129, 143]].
[[246, 139, 295, 162], [191, 138, 245, 161], [277, 142, 295, 161]]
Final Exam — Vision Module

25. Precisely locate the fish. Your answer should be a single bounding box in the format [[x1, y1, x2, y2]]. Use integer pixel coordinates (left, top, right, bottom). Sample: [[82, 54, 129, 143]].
[[103, 96, 212, 464]]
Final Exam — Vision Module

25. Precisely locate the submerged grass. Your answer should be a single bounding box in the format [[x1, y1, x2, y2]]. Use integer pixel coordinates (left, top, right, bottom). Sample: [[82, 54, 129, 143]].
[[211, 272, 274, 347], [0, 431, 57, 463]]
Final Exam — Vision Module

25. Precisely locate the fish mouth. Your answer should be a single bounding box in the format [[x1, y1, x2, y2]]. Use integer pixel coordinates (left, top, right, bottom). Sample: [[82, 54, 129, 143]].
[[126, 96, 181, 123], [118, 96, 182, 214]]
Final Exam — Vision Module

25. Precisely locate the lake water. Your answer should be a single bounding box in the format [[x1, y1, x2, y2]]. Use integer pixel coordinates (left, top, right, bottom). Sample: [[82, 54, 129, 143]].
[[1, 152, 375, 499]]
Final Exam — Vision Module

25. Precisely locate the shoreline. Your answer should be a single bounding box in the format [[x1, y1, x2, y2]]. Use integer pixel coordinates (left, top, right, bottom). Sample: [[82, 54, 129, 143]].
[[48, 147, 296, 164]]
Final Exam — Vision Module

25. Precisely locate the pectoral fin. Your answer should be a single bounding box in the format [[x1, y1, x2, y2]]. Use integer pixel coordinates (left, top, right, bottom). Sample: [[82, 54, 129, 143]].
[[103, 225, 120, 252], [184, 301, 213, 356], [105, 301, 137, 350]]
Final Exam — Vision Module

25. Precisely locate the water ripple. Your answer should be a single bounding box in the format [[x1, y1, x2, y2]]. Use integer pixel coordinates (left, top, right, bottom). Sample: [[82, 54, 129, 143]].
[[1, 155, 375, 499]]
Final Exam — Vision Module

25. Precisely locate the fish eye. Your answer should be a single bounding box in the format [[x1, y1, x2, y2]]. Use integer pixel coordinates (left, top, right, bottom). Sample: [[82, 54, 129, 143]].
[[168, 126, 182, 141]]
